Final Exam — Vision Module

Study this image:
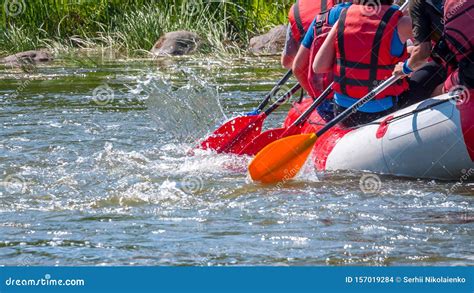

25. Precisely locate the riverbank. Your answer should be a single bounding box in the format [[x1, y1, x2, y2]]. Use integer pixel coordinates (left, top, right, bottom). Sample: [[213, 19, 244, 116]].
[[0, 0, 290, 57]]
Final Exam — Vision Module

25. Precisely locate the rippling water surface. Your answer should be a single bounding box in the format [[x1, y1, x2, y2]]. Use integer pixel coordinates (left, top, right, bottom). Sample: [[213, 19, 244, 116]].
[[0, 55, 473, 266]]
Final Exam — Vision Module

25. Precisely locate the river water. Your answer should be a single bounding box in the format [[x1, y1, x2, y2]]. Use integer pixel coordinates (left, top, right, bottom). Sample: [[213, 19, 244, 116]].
[[0, 55, 472, 266]]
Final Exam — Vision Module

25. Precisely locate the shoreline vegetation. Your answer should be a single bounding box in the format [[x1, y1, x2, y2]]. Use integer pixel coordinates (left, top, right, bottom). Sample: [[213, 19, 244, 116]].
[[0, 0, 292, 58]]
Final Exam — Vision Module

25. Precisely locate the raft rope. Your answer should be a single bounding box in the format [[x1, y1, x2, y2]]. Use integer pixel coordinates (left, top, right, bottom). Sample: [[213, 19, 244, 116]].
[[306, 93, 461, 129], [357, 94, 459, 128]]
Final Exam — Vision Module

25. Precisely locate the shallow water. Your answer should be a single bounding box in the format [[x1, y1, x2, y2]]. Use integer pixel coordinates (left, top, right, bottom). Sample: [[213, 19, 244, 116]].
[[0, 55, 473, 266]]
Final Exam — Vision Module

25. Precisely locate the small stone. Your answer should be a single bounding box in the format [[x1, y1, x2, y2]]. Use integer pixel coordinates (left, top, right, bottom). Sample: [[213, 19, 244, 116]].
[[151, 31, 201, 56]]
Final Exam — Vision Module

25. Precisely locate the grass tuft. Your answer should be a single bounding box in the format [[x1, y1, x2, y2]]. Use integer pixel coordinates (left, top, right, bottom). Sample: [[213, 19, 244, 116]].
[[0, 0, 291, 56]]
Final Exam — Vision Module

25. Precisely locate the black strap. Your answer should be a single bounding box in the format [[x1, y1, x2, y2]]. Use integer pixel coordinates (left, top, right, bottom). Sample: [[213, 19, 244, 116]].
[[336, 59, 395, 70], [299, 87, 305, 103], [334, 75, 395, 87], [445, 28, 471, 55], [368, 7, 398, 91], [294, 0, 306, 38], [315, 10, 329, 35], [337, 8, 349, 95]]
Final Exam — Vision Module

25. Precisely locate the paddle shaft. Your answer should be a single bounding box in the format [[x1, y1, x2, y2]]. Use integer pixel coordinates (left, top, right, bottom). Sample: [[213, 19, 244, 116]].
[[263, 83, 302, 116], [291, 83, 334, 127], [218, 83, 301, 153], [256, 70, 293, 112], [315, 75, 400, 137], [399, 1, 409, 11]]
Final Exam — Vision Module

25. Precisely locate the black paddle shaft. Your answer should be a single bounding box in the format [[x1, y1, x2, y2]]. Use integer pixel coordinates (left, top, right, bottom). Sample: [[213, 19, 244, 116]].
[[292, 82, 334, 127], [315, 75, 400, 137], [257, 70, 293, 111], [263, 83, 302, 116]]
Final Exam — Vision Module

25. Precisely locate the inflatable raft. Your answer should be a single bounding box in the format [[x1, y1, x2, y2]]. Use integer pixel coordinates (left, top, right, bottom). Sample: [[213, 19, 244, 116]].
[[282, 93, 474, 180]]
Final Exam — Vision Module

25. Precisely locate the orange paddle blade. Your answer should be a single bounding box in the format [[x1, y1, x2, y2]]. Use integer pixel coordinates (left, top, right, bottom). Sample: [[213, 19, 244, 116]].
[[248, 133, 318, 184]]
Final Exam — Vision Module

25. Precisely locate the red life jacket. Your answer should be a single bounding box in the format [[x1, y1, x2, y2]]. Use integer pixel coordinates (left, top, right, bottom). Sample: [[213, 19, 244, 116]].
[[333, 5, 408, 99], [288, 0, 337, 43], [307, 9, 335, 97], [443, 0, 474, 63]]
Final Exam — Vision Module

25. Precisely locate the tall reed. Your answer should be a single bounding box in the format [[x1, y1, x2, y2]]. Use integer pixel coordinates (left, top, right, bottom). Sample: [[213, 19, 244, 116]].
[[0, 0, 292, 56]]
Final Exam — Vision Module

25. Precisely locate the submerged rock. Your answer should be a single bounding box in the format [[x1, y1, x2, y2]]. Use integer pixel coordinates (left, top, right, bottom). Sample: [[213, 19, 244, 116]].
[[151, 31, 201, 56], [249, 25, 287, 55], [0, 50, 53, 66]]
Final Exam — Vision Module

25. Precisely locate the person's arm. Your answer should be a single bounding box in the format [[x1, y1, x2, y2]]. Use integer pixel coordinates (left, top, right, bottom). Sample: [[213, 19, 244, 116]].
[[292, 46, 312, 93], [393, 42, 432, 76], [393, 0, 433, 76], [313, 22, 337, 74], [281, 25, 299, 69], [281, 55, 294, 69], [397, 16, 413, 44], [292, 19, 317, 92]]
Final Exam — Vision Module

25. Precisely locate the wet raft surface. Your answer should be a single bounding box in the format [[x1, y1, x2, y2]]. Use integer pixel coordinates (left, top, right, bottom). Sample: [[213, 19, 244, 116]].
[[0, 56, 473, 266]]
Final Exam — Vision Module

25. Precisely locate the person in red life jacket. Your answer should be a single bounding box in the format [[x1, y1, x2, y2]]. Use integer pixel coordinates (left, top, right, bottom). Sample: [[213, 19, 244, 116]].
[[432, 0, 474, 95], [293, 2, 352, 95], [282, 0, 342, 69], [393, 0, 449, 105], [291, 2, 353, 121], [313, 0, 413, 128]]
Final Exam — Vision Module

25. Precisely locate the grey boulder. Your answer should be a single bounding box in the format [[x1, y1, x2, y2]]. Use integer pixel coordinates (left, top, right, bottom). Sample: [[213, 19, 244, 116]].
[[249, 25, 287, 55], [0, 50, 53, 66], [151, 31, 201, 56]]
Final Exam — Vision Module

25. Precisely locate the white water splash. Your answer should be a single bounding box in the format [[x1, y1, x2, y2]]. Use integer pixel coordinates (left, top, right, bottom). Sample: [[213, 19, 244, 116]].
[[135, 70, 227, 144]]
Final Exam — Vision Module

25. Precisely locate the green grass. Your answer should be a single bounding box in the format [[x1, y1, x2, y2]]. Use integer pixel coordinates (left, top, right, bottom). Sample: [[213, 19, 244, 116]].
[[0, 0, 292, 56]]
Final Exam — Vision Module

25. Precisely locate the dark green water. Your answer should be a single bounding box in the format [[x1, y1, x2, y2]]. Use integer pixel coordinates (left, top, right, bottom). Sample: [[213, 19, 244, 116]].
[[0, 55, 472, 266]]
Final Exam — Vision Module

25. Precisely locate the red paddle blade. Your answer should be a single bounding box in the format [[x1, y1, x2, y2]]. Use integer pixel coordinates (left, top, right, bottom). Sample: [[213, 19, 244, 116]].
[[239, 123, 305, 156], [239, 128, 287, 156], [280, 123, 304, 138], [198, 114, 265, 154]]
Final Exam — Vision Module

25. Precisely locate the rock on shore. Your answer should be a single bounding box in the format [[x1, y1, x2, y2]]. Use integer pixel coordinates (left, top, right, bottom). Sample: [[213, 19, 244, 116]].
[[0, 50, 53, 66], [151, 31, 201, 56], [249, 25, 287, 55]]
